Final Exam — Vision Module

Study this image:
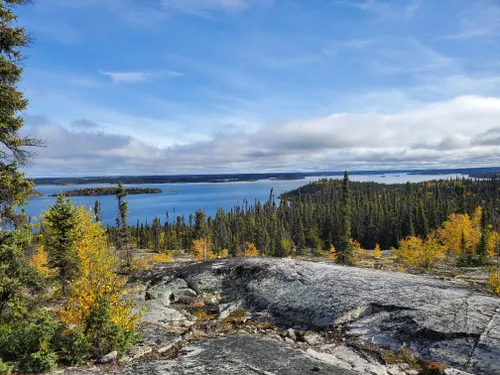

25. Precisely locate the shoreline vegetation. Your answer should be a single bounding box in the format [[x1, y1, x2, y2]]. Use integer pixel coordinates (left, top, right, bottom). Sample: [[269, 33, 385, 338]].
[[30, 166, 500, 186], [51, 187, 163, 197]]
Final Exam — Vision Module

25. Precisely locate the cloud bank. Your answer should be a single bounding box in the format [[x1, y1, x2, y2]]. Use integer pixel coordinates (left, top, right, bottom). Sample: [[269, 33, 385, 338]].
[[23, 95, 500, 176]]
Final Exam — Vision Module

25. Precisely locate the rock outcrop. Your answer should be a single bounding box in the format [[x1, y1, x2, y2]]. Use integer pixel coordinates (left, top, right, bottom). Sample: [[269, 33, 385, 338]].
[[54, 258, 499, 374], [141, 258, 499, 375]]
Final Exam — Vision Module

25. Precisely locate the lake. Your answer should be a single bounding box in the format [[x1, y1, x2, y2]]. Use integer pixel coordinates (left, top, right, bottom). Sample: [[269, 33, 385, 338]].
[[25, 173, 465, 226]]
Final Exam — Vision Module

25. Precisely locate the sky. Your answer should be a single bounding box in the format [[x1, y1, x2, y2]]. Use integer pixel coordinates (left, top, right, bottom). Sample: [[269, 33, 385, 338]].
[[15, 0, 500, 176]]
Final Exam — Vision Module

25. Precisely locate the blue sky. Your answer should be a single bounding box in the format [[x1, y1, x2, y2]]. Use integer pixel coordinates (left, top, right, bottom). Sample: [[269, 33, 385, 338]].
[[16, 0, 500, 176]]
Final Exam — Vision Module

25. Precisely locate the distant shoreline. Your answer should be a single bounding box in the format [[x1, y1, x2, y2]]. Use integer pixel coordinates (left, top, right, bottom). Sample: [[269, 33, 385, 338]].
[[29, 167, 500, 186], [51, 187, 163, 197]]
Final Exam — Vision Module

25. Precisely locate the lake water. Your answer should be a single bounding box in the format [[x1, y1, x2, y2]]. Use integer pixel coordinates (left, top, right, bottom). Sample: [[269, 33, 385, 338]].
[[25, 173, 465, 226]]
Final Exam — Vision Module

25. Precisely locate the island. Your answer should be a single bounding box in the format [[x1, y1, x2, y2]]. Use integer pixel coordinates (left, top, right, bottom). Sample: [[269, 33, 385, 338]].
[[29, 191, 45, 198], [51, 187, 163, 197]]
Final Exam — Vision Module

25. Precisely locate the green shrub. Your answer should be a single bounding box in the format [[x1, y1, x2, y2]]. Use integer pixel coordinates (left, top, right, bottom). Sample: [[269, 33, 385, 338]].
[[0, 359, 13, 375], [56, 327, 91, 366], [25, 350, 58, 373], [0, 311, 57, 359], [0, 311, 59, 373]]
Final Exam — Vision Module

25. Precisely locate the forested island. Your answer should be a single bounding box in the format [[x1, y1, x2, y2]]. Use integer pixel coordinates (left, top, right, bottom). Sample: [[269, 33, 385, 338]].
[[53, 187, 163, 197]]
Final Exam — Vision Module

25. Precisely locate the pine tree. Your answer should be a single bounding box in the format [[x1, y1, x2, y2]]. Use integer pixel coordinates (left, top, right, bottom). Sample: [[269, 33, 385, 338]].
[[94, 200, 101, 222], [477, 208, 490, 265], [0, 0, 41, 229], [337, 171, 355, 265], [0, 227, 37, 318], [115, 182, 132, 268], [43, 194, 79, 296]]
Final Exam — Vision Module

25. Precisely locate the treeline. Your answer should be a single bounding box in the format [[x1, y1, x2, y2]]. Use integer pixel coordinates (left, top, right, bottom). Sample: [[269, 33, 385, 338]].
[[54, 187, 163, 197], [107, 176, 500, 256]]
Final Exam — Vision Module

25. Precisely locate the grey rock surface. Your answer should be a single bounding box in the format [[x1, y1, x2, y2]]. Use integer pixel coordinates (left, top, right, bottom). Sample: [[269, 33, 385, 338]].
[[147, 257, 500, 375], [99, 351, 118, 364], [59, 336, 359, 374]]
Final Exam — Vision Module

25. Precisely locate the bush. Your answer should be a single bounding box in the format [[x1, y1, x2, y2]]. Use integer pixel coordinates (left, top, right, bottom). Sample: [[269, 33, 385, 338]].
[[56, 327, 91, 365], [0, 311, 59, 373], [0, 311, 57, 360], [25, 350, 58, 373], [0, 359, 13, 375], [489, 269, 500, 296]]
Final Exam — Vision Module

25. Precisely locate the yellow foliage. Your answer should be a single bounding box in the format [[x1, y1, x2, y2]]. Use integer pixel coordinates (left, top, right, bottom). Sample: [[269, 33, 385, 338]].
[[394, 234, 446, 270], [152, 252, 173, 263], [132, 256, 154, 271], [488, 269, 500, 296], [472, 206, 482, 230], [488, 231, 500, 257], [328, 244, 337, 261], [349, 239, 364, 263], [192, 238, 216, 260], [219, 248, 230, 258], [438, 213, 479, 255], [60, 207, 140, 335], [373, 243, 382, 258], [244, 242, 259, 257], [30, 245, 50, 276]]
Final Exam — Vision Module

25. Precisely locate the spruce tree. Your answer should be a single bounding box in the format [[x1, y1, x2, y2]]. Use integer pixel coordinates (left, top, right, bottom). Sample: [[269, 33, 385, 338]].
[[94, 200, 101, 222], [44, 194, 79, 296], [337, 171, 355, 265], [477, 209, 490, 265], [115, 182, 132, 267], [0, 0, 41, 229]]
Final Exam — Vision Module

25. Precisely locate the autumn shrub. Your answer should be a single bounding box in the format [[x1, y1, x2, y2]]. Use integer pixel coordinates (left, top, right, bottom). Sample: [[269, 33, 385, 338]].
[[59, 207, 141, 359], [328, 244, 337, 261], [152, 252, 173, 263], [488, 268, 500, 296], [29, 244, 50, 277], [394, 234, 446, 270], [373, 243, 382, 258], [244, 242, 259, 257], [192, 238, 216, 260], [218, 248, 230, 258]]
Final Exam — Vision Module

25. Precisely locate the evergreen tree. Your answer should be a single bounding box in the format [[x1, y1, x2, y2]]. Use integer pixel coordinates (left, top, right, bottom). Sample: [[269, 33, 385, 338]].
[[94, 200, 101, 222], [43, 194, 79, 296], [477, 208, 490, 265], [115, 182, 132, 267], [0, 227, 37, 318], [0, 0, 41, 229], [337, 171, 355, 265]]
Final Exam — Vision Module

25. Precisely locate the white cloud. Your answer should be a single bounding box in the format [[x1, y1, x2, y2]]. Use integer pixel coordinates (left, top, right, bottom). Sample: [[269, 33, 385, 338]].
[[161, 0, 272, 16], [98, 71, 152, 84], [98, 70, 181, 84], [23, 95, 500, 175], [370, 38, 456, 75], [437, 0, 500, 41], [323, 39, 375, 55], [336, 0, 420, 18]]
